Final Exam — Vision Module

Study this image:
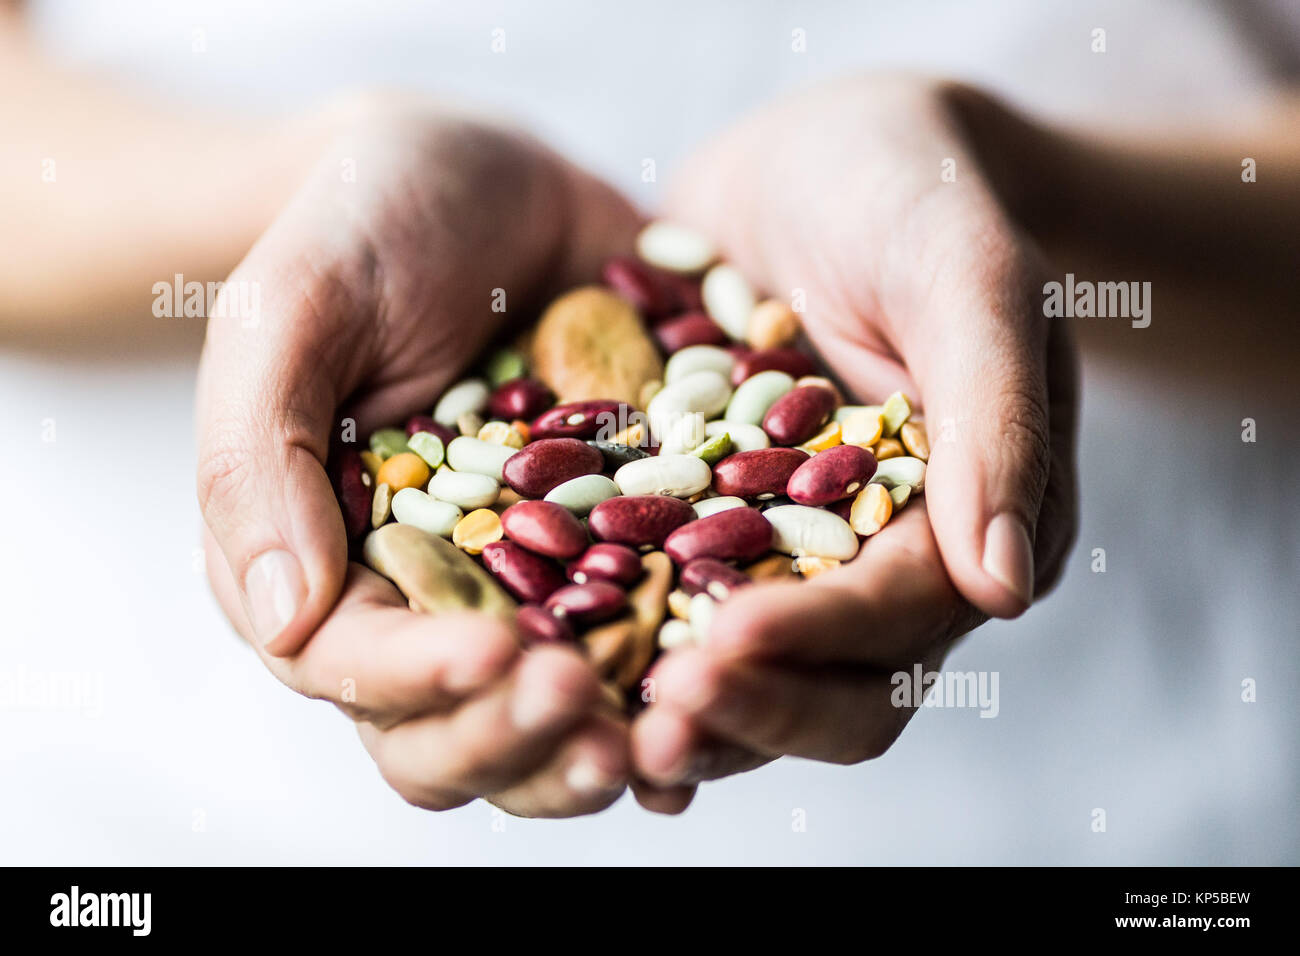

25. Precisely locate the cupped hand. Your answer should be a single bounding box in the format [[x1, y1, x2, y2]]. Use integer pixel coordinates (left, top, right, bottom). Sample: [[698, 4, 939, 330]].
[[196, 101, 678, 817], [634, 76, 1079, 786]]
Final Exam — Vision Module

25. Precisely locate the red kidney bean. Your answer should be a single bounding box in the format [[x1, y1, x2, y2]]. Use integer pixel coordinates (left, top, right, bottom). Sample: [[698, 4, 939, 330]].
[[762, 385, 837, 445], [588, 494, 695, 548], [680, 558, 753, 600], [653, 312, 728, 352], [567, 543, 644, 587], [712, 447, 809, 499], [602, 256, 681, 318], [731, 347, 817, 386], [502, 438, 604, 498], [404, 415, 457, 446], [587, 440, 651, 469], [487, 378, 554, 421], [330, 448, 370, 540], [500, 500, 589, 560], [664, 507, 773, 564], [827, 497, 854, 522], [516, 603, 575, 645], [531, 400, 629, 441], [480, 541, 566, 603], [544, 581, 627, 626], [662, 273, 704, 314], [786, 444, 877, 506]]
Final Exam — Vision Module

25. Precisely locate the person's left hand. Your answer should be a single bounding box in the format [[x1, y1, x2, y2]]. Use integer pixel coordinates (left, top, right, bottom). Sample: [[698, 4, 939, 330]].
[[631, 76, 1079, 788]]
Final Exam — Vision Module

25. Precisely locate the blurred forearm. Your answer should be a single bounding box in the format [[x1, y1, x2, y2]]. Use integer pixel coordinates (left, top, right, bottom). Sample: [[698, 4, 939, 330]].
[[959, 85, 1300, 312], [0, 26, 335, 332]]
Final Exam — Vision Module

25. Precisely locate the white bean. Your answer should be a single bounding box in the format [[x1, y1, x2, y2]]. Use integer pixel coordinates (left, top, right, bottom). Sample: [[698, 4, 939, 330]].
[[658, 412, 707, 456], [445, 436, 516, 481], [635, 221, 716, 274], [763, 505, 860, 560], [391, 488, 463, 538], [428, 469, 500, 510], [664, 345, 735, 385], [868, 456, 927, 492], [688, 593, 717, 643], [692, 495, 748, 518], [433, 378, 490, 428], [614, 454, 712, 498], [647, 370, 732, 439], [724, 370, 794, 425], [701, 264, 756, 340], [704, 419, 770, 452], [657, 618, 696, 650], [544, 474, 621, 516]]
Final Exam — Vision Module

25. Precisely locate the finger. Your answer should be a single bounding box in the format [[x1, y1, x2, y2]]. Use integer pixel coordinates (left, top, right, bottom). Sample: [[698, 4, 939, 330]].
[[207, 529, 519, 725], [902, 209, 1053, 618], [361, 646, 600, 805], [487, 712, 631, 818], [630, 703, 770, 788], [648, 649, 912, 765], [629, 778, 697, 816], [704, 504, 979, 667], [195, 229, 367, 657]]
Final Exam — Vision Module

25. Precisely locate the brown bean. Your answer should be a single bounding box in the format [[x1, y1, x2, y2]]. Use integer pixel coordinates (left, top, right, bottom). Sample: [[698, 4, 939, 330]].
[[530, 400, 629, 441], [567, 543, 644, 587], [544, 581, 628, 626], [499, 500, 588, 560], [614, 551, 673, 690], [786, 444, 877, 506], [653, 312, 728, 352], [583, 619, 636, 677], [487, 378, 554, 421], [680, 558, 755, 601], [762, 385, 837, 446], [664, 507, 773, 564], [711, 447, 809, 499], [587, 494, 696, 549], [516, 604, 575, 645], [480, 540, 566, 603], [730, 347, 817, 386], [501, 438, 604, 498]]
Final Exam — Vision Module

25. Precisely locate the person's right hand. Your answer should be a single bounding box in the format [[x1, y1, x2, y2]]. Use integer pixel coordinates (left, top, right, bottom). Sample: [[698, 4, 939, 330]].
[[196, 100, 689, 817]]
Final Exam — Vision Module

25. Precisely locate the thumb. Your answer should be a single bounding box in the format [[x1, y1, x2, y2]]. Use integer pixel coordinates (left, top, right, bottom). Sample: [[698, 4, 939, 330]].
[[907, 236, 1051, 619], [195, 259, 355, 656]]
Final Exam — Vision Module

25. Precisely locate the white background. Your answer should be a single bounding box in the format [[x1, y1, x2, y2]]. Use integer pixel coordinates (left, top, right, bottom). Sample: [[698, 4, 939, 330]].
[[1, 0, 1295, 864]]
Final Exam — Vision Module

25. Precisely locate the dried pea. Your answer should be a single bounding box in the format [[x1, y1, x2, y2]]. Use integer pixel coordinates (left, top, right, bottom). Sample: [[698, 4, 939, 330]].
[[375, 452, 432, 493], [452, 508, 504, 554], [692, 431, 734, 465], [484, 348, 527, 386], [407, 431, 446, 470], [874, 437, 905, 460], [881, 391, 913, 437], [900, 421, 929, 461], [369, 427, 410, 460]]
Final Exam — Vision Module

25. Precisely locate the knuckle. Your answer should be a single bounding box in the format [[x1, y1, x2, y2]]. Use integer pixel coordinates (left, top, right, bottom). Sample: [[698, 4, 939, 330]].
[[996, 384, 1052, 502], [196, 423, 259, 522]]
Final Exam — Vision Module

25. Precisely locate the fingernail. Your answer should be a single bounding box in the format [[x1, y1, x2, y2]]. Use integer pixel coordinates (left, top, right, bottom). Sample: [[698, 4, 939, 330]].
[[565, 757, 623, 796], [982, 512, 1034, 608], [244, 549, 305, 648]]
